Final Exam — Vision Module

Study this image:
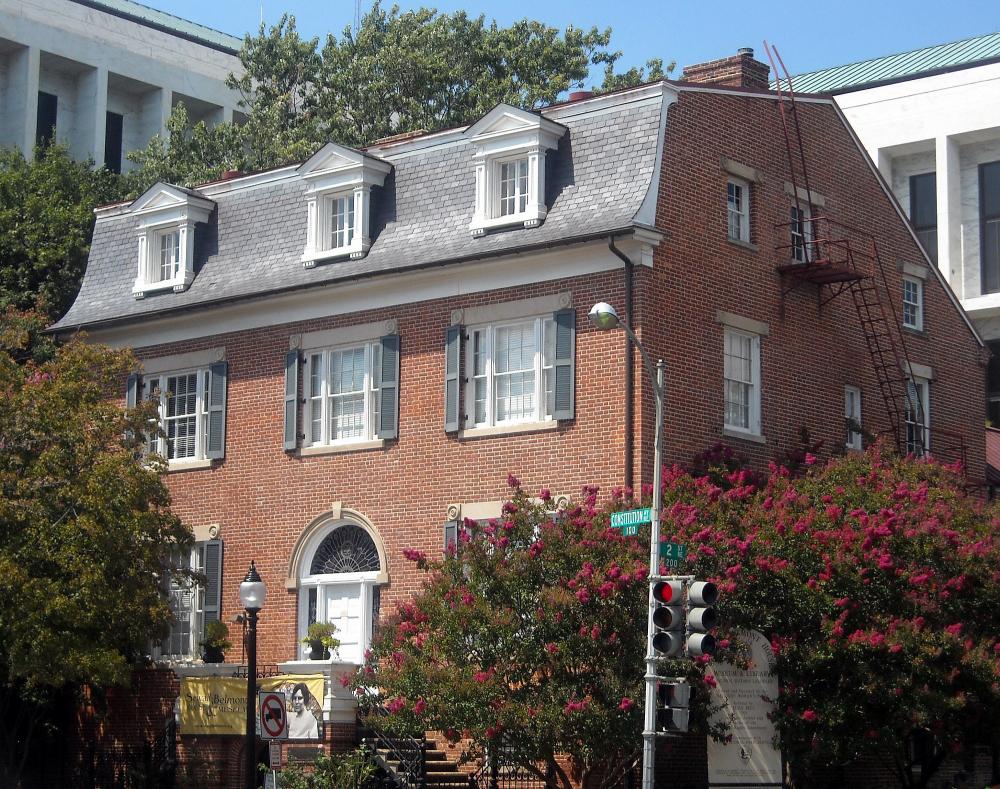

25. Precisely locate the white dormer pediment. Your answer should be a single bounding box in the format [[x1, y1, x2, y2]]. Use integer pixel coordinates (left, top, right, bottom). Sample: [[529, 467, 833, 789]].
[[298, 144, 393, 265], [130, 183, 215, 228], [465, 104, 566, 236], [129, 183, 214, 299], [298, 143, 392, 194]]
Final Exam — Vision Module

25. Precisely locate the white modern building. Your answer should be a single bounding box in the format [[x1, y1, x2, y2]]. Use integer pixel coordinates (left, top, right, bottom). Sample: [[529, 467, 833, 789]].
[[789, 33, 1000, 421], [0, 0, 244, 172]]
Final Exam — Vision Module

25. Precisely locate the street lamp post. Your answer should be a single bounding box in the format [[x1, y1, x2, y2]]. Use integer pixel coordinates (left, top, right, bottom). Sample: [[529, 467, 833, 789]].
[[239, 561, 267, 789], [588, 302, 665, 789]]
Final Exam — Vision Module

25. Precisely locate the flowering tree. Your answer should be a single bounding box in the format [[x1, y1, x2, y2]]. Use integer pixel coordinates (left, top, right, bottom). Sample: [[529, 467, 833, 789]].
[[353, 478, 721, 787], [661, 446, 1000, 787]]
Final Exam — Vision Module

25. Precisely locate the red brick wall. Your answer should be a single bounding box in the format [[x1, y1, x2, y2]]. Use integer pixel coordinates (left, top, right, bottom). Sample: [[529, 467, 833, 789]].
[[639, 88, 985, 483]]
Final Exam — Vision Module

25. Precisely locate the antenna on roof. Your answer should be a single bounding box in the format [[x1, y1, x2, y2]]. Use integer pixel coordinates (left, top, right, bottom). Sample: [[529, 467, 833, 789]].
[[354, 0, 362, 35], [259, 2, 264, 27]]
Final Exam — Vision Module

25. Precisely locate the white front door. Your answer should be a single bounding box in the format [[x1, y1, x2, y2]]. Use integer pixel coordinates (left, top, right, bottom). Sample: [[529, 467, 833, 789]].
[[325, 584, 364, 663]]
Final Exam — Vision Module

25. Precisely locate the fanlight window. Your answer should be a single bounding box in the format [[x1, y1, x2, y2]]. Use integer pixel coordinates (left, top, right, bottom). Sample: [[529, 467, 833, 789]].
[[309, 525, 380, 574]]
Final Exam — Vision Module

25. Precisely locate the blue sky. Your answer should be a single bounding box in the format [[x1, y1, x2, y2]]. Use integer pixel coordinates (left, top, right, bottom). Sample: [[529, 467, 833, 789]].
[[155, 0, 999, 82]]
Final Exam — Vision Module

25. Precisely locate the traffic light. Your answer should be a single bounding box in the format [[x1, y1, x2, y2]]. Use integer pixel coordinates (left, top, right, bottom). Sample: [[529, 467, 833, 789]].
[[685, 580, 718, 657], [656, 679, 690, 733], [650, 580, 685, 657]]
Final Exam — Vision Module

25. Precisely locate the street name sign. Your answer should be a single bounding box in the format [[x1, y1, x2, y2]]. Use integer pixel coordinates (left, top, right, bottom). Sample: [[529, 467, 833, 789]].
[[610, 508, 652, 536], [659, 542, 688, 569]]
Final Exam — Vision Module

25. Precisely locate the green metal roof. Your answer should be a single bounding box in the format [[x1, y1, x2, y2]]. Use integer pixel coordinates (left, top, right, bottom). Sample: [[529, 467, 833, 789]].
[[70, 0, 244, 54], [776, 31, 1000, 94]]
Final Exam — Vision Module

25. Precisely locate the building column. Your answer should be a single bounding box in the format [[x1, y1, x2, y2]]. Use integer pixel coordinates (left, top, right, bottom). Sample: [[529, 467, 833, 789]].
[[5, 45, 41, 156], [159, 87, 173, 138], [77, 66, 108, 164], [935, 134, 963, 295], [876, 148, 893, 186]]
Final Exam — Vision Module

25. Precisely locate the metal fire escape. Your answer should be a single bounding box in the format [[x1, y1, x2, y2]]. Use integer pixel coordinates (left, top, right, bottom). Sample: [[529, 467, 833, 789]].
[[765, 43, 966, 467]]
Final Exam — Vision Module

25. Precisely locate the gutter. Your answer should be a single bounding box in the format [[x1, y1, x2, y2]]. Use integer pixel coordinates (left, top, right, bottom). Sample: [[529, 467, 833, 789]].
[[608, 236, 635, 491]]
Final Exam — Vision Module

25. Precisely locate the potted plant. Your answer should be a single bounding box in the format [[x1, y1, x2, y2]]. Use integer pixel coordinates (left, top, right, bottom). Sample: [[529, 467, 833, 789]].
[[200, 620, 232, 663], [301, 622, 340, 660]]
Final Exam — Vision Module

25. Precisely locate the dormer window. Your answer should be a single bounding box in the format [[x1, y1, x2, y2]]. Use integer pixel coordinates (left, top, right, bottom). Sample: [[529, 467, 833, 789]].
[[298, 143, 392, 267], [130, 183, 214, 299], [466, 104, 566, 237]]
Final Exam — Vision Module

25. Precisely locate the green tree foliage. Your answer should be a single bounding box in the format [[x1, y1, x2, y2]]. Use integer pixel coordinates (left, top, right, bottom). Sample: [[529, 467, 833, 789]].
[[661, 445, 1000, 788], [0, 145, 120, 319], [277, 749, 375, 789], [351, 477, 720, 788], [125, 4, 664, 190], [0, 308, 191, 786]]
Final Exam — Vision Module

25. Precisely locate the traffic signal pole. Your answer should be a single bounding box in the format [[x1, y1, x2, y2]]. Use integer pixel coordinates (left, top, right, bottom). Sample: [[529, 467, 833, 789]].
[[642, 360, 665, 789]]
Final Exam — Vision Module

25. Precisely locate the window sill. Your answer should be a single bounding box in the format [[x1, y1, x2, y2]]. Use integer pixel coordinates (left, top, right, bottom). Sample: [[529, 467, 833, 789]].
[[723, 427, 766, 445], [300, 439, 385, 456], [470, 212, 544, 237], [902, 325, 926, 336], [167, 458, 214, 472], [727, 238, 758, 253], [132, 277, 192, 299], [459, 420, 558, 439], [301, 246, 367, 267]]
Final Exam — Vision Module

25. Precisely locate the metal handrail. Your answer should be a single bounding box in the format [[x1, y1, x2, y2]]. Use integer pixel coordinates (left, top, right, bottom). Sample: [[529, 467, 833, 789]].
[[361, 719, 428, 789]]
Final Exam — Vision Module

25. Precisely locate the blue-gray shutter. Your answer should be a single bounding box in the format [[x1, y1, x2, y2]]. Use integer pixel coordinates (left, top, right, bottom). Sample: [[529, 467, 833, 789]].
[[444, 520, 458, 556], [377, 334, 400, 440], [201, 539, 223, 627], [206, 362, 227, 459], [444, 325, 462, 432], [126, 373, 140, 408], [552, 309, 576, 420], [284, 350, 300, 451]]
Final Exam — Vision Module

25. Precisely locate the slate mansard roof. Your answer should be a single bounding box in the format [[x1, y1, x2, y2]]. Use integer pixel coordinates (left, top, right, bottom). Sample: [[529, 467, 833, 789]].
[[55, 85, 667, 332]]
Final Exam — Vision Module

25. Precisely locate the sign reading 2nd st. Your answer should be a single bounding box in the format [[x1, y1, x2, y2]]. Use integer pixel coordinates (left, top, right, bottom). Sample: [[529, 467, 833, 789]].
[[659, 541, 688, 569]]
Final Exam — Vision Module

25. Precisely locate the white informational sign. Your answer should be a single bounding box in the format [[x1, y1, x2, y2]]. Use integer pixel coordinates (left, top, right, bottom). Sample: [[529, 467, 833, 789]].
[[259, 690, 289, 740], [707, 629, 783, 787], [269, 740, 281, 769], [265, 772, 280, 789]]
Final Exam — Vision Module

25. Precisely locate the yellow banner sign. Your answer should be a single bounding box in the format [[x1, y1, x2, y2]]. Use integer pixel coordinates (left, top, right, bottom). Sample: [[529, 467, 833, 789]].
[[180, 674, 326, 738]]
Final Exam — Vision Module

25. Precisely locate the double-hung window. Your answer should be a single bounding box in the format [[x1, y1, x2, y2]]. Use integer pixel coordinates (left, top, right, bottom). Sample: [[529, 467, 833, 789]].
[[158, 538, 223, 662], [844, 385, 862, 451], [723, 327, 761, 436], [128, 359, 228, 467], [467, 316, 556, 428], [328, 193, 355, 251], [790, 204, 813, 263], [909, 172, 937, 263], [727, 178, 750, 242], [156, 230, 181, 283], [161, 543, 205, 660], [147, 370, 209, 461], [905, 377, 930, 456], [306, 342, 382, 446], [902, 276, 923, 330], [497, 158, 530, 218], [980, 161, 1000, 294]]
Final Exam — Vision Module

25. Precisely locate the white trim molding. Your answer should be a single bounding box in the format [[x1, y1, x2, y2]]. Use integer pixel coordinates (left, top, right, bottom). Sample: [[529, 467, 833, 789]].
[[139, 346, 225, 375], [715, 310, 770, 336], [784, 182, 827, 208], [295, 318, 398, 351]]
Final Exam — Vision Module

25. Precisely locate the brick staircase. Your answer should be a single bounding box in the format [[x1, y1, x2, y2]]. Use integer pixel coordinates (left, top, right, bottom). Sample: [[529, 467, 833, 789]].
[[363, 728, 473, 788]]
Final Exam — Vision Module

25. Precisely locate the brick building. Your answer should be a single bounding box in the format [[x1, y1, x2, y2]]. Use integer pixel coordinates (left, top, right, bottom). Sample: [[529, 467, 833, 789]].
[[54, 49, 986, 786]]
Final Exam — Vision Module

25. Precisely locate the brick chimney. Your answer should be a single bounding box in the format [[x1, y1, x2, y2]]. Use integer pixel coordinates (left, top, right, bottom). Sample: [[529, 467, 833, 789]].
[[681, 47, 771, 91]]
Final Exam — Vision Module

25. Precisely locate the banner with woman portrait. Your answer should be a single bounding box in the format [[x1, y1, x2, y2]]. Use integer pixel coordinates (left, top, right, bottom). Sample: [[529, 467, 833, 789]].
[[180, 674, 325, 737]]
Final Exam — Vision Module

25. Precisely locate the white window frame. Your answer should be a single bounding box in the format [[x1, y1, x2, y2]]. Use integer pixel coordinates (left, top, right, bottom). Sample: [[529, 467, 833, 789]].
[[844, 385, 863, 451], [905, 377, 930, 456], [727, 177, 750, 243], [154, 228, 181, 283], [494, 156, 530, 219], [305, 341, 382, 447], [902, 276, 923, 330], [158, 543, 206, 661], [146, 367, 210, 464], [324, 192, 356, 252], [723, 327, 761, 437], [790, 204, 813, 263], [465, 315, 556, 429]]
